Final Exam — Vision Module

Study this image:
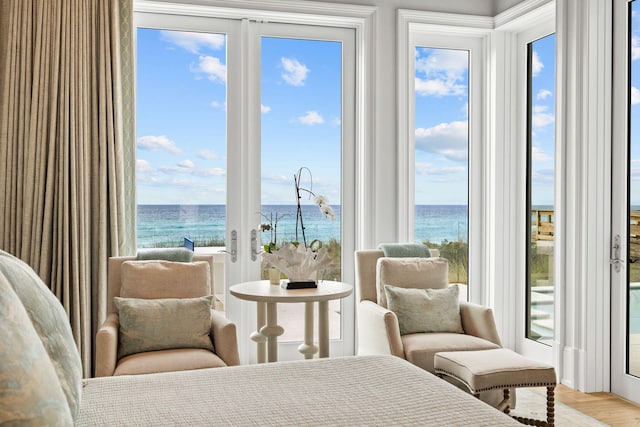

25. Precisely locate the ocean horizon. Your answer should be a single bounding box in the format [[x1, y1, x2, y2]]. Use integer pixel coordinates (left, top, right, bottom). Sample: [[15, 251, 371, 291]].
[[137, 204, 476, 248]]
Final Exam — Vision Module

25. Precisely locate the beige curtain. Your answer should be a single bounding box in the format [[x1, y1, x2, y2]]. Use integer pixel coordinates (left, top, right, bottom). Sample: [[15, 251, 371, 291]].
[[0, 0, 132, 377]]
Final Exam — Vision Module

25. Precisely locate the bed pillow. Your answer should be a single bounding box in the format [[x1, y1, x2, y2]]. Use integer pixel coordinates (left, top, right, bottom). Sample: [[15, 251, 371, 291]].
[[114, 295, 215, 359], [384, 284, 463, 335], [376, 257, 449, 308], [0, 253, 74, 426], [0, 250, 82, 423], [120, 260, 210, 299]]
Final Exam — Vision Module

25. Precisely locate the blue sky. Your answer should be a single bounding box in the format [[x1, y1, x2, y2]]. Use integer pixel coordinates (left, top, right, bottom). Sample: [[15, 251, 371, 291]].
[[136, 26, 636, 207], [136, 29, 341, 206], [413, 37, 556, 206]]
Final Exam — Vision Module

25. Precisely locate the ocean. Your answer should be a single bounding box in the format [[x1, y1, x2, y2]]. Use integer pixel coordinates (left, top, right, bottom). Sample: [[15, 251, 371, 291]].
[[136, 204, 469, 248]]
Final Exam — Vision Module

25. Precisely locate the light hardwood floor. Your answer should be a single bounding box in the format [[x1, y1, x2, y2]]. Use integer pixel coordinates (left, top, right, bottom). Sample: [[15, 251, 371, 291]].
[[554, 384, 640, 426]]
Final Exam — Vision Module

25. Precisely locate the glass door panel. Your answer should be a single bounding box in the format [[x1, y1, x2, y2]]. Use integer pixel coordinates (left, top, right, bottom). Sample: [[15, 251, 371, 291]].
[[136, 27, 227, 249], [260, 35, 343, 343], [612, 0, 640, 403], [414, 47, 469, 299], [526, 34, 556, 346], [628, 0, 640, 381]]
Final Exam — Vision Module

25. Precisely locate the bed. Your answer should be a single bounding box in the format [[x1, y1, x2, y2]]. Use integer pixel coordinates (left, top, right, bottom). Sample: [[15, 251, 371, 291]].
[[77, 355, 520, 426], [0, 249, 518, 426]]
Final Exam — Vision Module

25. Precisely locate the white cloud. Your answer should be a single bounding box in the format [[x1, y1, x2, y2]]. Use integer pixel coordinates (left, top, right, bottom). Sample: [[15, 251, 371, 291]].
[[632, 86, 640, 105], [210, 100, 227, 110], [415, 121, 468, 162], [195, 55, 226, 83], [298, 111, 324, 126], [633, 36, 640, 61], [159, 163, 226, 177], [533, 105, 548, 113], [537, 89, 552, 100], [136, 159, 152, 173], [532, 112, 555, 128], [281, 57, 309, 86], [160, 31, 225, 54], [415, 162, 465, 176], [415, 49, 468, 97], [331, 117, 342, 126], [178, 159, 195, 169], [197, 168, 225, 177], [531, 145, 553, 162], [261, 104, 271, 114], [198, 150, 220, 160], [415, 77, 466, 97], [137, 135, 181, 154], [532, 51, 543, 77], [532, 168, 554, 183]]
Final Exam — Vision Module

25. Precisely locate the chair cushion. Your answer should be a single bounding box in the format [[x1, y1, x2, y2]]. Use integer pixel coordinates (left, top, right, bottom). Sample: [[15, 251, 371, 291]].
[[114, 296, 214, 359], [402, 332, 500, 373], [120, 260, 211, 299], [114, 348, 227, 376], [0, 250, 82, 423], [384, 284, 463, 335], [376, 257, 448, 308]]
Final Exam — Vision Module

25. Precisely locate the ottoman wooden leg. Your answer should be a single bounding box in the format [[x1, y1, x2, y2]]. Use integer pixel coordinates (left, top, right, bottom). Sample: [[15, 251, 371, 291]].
[[546, 386, 555, 427], [498, 389, 511, 414], [511, 386, 555, 427]]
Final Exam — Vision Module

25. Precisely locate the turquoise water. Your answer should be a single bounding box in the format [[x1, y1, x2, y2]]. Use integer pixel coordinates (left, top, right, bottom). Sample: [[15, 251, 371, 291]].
[[137, 204, 469, 248]]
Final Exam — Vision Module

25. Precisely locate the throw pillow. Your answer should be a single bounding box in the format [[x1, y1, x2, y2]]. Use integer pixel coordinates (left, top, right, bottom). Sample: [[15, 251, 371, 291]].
[[120, 260, 210, 299], [136, 248, 194, 262], [115, 295, 215, 359], [376, 257, 449, 308], [384, 284, 464, 335]]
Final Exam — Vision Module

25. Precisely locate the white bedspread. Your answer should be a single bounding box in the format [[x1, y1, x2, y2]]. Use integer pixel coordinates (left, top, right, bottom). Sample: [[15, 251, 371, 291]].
[[78, 355, 520, 426]]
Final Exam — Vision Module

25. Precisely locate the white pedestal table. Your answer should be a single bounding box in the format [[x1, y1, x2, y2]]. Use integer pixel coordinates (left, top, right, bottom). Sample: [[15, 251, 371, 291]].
[[230, 280, 353, 363]]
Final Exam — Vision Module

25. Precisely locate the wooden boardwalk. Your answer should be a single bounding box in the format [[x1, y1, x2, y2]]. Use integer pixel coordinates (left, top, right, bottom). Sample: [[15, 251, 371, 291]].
[[532, 209, 640, 261]]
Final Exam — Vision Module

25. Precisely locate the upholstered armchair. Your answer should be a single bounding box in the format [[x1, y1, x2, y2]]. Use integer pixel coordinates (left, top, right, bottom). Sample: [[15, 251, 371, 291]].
[[354, 249, 502, 372], [95, 255, 239, 377]]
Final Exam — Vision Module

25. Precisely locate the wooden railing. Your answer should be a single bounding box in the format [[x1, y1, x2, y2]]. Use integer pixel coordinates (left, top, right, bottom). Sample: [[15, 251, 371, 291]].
[[532, 209, 640, 261], [531, 210, 555, 241]]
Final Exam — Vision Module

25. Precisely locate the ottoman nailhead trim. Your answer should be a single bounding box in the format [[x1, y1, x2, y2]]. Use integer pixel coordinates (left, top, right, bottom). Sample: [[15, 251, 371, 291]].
[[434, 369, 556, 393]]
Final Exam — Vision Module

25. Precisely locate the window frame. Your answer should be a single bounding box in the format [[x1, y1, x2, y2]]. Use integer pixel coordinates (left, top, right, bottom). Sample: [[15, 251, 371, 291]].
[[397, 11, 491, 306]]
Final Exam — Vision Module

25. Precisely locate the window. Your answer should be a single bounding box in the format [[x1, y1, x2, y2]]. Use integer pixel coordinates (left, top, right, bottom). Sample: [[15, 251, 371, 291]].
[[400, 20, 484, 302], [414, 47, 469, 291], [525, 34, 556, 345]]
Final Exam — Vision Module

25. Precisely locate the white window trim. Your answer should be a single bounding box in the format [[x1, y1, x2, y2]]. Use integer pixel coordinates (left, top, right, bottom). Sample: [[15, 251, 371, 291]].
[[397, 10, 491, 306]]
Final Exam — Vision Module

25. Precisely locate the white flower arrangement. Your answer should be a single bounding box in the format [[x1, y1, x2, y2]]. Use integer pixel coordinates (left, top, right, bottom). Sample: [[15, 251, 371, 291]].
[[260, 167, 335, 284]]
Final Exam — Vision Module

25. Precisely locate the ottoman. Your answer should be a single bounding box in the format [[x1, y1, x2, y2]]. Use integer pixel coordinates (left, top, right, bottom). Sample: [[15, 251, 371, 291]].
[[434, 348, 557, 427]]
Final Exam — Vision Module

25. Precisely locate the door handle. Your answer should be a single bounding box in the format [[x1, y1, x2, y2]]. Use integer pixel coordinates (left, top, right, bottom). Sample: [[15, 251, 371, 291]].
[[610, 234, 624, 273], [228, 230, 238, 263], [251, 229, 258, 261]]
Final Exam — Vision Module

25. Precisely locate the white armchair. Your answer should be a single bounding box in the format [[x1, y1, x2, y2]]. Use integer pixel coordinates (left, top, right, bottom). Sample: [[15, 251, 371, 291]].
[[355, 249, 514, 406]]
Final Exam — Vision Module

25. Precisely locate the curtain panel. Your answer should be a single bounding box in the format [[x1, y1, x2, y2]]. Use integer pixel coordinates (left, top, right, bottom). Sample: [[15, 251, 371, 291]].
[[0, 0, 132, 376]]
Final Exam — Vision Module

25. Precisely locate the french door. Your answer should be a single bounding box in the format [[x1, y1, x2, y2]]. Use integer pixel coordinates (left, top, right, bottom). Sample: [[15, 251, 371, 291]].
[[612, 0, 640, 404], [134, 12, 355, 363]]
